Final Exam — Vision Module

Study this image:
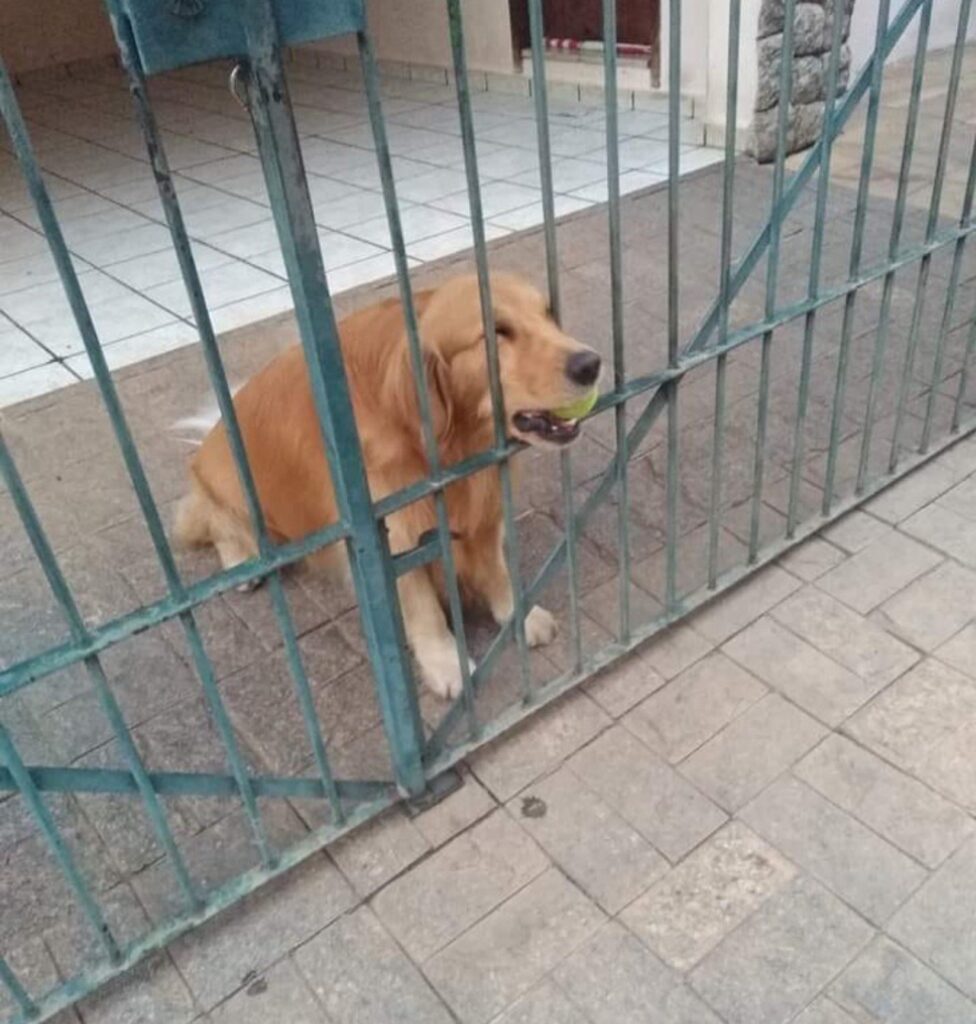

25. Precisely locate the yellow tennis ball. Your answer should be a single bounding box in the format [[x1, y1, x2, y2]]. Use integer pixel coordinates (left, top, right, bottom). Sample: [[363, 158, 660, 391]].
[[552, 387, 599, 421]]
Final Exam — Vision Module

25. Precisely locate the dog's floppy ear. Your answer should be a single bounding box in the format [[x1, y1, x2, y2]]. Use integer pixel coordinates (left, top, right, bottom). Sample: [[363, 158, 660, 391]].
[[388, 341, 455, 446], [421, 348, 455, 444]]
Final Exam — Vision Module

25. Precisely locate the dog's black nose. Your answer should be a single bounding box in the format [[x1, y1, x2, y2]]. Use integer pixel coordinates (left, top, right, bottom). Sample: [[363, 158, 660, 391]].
[[566, 350, 601, 387]]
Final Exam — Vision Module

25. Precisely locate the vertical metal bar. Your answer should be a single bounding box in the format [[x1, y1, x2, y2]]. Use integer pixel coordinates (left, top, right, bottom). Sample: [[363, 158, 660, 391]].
[[890, 0, 972, 468], [855, 0, 932, 491], [786, 0, 847, 535], [0, 434, 201, 909], [823, 0, 891, 513], [920, 132, 976, 452], [0, 57, 275, 867], [356, 30, 478, 739], [749, 0, 796, 561], [527, 0, 581, 666], [707, 0, 741, 587], [560, 451, 583, 673], [445, 0, 534, 701], [601, 0, 631, 641], [665, 384, 680, 610], [0, 725, 120, 962], [110, 8, 344, 824], [527, 0, 561, 318], [954, 299, 976, 433], [786, 0, 843, 532], [0, 955, 37, 1021], [237, 1, 429, 794], [268, 581, 346, 816], [666, 0, 681, 369], [665, 0, 682, 609]]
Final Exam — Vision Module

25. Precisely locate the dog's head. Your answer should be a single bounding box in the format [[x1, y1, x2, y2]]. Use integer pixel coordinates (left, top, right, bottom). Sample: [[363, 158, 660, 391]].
[[408, 273, 601, 450]]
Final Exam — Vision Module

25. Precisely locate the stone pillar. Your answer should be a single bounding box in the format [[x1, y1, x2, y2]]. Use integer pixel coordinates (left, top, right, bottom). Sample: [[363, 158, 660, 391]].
[[751, 0, 855, 162]]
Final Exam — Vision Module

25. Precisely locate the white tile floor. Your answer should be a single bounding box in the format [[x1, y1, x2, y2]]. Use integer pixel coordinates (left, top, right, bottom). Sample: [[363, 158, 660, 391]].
[[0, 57, 722, 407]]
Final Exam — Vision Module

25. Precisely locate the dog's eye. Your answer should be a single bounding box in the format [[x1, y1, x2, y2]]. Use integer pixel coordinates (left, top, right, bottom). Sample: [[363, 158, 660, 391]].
[[495, 321, 515, 341]]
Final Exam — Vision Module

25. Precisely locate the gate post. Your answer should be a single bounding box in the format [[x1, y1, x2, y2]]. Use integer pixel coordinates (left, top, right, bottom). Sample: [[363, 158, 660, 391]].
[[229, 2, 429, 798]]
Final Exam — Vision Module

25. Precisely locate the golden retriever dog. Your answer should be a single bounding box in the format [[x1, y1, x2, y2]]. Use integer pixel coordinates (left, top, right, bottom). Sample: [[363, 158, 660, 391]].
[[174, 273, 601, 698]]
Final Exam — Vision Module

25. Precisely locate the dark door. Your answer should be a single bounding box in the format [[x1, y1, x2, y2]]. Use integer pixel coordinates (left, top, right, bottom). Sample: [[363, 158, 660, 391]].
[[509, 0, 659, 52]]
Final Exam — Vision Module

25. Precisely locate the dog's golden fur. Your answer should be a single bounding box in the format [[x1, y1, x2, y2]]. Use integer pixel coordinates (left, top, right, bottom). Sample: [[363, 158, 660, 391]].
[[175, 273, 598, 697]]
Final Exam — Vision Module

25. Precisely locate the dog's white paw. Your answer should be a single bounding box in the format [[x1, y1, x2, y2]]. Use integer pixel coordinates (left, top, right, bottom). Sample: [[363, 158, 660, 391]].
[[418, 643, 475, 700], [524, 605, 558, 647]]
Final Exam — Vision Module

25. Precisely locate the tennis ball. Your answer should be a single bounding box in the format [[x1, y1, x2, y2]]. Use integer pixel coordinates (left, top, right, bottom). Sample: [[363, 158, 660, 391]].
[[552, 387, 599, 421]]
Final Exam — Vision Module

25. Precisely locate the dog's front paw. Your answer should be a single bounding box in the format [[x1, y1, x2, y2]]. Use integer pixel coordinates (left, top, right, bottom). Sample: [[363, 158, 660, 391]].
[[524, 605, 558, 647], [417, 643, 475, 701]]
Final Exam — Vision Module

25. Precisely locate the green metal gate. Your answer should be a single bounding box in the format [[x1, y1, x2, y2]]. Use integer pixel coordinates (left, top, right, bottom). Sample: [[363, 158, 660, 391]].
[[1, 0, 973, 1018]]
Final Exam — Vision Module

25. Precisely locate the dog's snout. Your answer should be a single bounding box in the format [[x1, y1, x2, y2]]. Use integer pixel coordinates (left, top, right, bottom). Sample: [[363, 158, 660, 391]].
[[566, 350, 601, 387]]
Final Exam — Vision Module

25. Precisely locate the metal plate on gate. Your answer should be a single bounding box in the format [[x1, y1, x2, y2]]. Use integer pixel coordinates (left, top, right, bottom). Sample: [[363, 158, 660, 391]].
[[109, 0, 365, 75]]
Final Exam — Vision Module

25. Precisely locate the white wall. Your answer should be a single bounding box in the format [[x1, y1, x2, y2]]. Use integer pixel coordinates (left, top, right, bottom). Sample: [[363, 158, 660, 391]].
[[1, 0, 116, 74], [849, 0, 976, 74], [660, 0, 763, 137], [308, 0, 516, 74]]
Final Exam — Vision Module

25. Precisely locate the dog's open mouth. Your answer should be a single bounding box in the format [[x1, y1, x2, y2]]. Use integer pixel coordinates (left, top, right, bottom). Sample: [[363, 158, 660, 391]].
[[512, 410, 581, 445]]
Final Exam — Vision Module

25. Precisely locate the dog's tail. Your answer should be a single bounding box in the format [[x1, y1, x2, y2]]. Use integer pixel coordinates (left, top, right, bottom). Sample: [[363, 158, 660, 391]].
[[170, 388, 240, 447]]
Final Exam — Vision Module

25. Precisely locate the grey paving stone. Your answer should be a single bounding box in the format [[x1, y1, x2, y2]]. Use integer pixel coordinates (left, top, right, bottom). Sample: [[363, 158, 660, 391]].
[[874, 561, 976, 651], [830, 936, 976, 1024], [937, 474, 976, 523], [623, 652, 766, 762], [509, 765, 667, 913], [0, 935, 60, 1024], [552, 920, 722, 1024], [583, 652, 667, 718], [469, 692, 610, 801], [846, 657, 976, 809], [864, 459, 960, 523], [689, 876, 874, 1024], [777, 537, 846, 581], [901, 502, 976, 568], [916, 718, 976, 814], [821, 511, 892, 553], [638, 622, 714, 680], [578, 576, 663, 638], [796, 735, 975, 869], [691, 566, 802, 644], [936, 623, 976, 679], [131, 804, 310, 924], [771, 585, 919, 692], [492, 979, 589, 1024], [76, 952, 197, 1024], [936, 436, 976, 480], [424, 868, 605, 1024], [221, 633, 368, 775], [71, 741, 200, 877], [567, 725, 727, 862], [41, 883, 150, 983], [681, 693, 826, 811], [741, 775, 928, 925], [621, 821, 796, 970], [370, 809, 548, 962], [817, 531, 943, 613], [412, 766, 496, 849], [168, 854, 355, 1011], [630, 521, 748, 602], [724, 616, 877, 726], [889, 839, 976, 1000], [330, 807, 431, 897], [792, 998, 859, 1024], [209, 957, 326, 1024], [295, 906, 453, 1024]]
